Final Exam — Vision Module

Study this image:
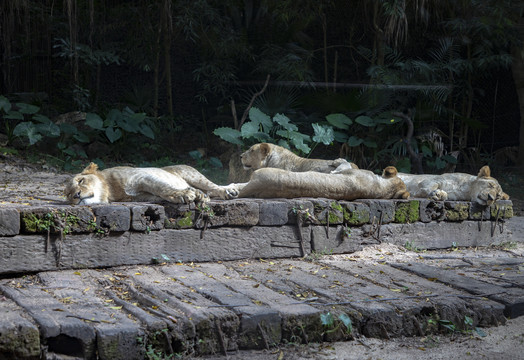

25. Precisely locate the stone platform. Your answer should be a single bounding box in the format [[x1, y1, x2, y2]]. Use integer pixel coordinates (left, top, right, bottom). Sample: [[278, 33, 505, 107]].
[[1, 198, 523, 359], [0, 198, 515, 275]]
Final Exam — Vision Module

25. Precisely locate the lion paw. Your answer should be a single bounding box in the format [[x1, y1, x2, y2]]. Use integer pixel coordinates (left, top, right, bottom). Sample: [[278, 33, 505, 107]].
[[224, 185, 239, 199], [429, 189, 448, 201]]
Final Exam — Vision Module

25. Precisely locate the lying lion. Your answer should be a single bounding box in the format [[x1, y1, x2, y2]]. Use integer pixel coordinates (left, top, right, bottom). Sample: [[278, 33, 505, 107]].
[[64, 163, 239, 205], [240, 142, 358, 173], [236, 166, 409, 200], [397, 166, 509, 206], [333, 163, 509, 206]]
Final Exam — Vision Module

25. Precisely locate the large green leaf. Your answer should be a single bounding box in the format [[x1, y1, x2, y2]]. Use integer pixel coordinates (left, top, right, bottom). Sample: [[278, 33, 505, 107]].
[[312, 123, 334, 145], [16, 102, 40, 114], [354, 115, 375, 127], [334, 130, 348, 143], [248, 107, 272, 130], [32, 114, 51, 124], [59, 123, 78, 135], [36, 122, 60, 137], [363, 139, 377, 148], [73, 132, 90, 143], [105, 127, 122, 143], [5, 110, 23, 120], [273, 113, 298, 132], [139, 123, 155, 139], [104, 109, 122, 127], [0, 96, 11, 113], [241, 121, 260, 138], [85, 113, 104, 130], [13, 122, 42, 145], [326, 113, 352, 129], [347, 136, 364, 146], [213, 127, 243, 145]]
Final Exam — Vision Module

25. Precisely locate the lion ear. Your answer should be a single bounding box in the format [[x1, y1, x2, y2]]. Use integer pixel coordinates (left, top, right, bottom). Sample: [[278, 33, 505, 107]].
[[382, 166, 398, 178], [260, 143, 271, 157], [82, 162, 99, 174], [478, 165, 491, 178]]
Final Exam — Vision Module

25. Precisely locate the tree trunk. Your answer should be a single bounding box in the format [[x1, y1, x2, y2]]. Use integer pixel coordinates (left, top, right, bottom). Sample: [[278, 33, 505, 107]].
[[512, 14, 524, 167]]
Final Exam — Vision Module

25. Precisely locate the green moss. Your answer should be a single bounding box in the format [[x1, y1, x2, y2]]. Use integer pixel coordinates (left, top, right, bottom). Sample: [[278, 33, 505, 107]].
[[446, 203, 470, 221], [330, 201, 343, 212], [343, 208, 370, 225], [175, 211, 194, 228], [491, 204, 513, 219], [394, 201, 420, 223], [22, 212, 54, 233]]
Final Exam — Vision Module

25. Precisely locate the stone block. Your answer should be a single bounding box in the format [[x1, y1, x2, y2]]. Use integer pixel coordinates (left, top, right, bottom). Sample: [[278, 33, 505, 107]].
[[310, 199, 344, 225], [284, 199, 315, 225], [311, 225, 365, 254], [418, 199, 446, 223], [0, 208, 20, 235], [490, 200, 513, 219], [340, 201, 370, 226], [0, 298, 40, 359], [257, 200, 289, 226], [470, 202, 491, 221], [20, 206, 95, 234], [93, 205, 130, 232], [358, 199, 395, 224], [394, 200, 420, 223], [127, 204, 165, 231], [444, 201, 470, 221]]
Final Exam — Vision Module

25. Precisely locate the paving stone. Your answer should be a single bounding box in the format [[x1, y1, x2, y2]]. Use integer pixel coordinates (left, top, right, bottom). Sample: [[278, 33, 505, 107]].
[[121, 266, 240, 354], [322, 259, 506, 329], [161, 264, 282, 349], [0, 296, 40, 359], [196, 262, 324, 344], [0, 284, 98, 359], [0, 208, 20, 236], [36, 271, 145, 360], [93, 205, 130, 232], [390, 262, 524, 318]]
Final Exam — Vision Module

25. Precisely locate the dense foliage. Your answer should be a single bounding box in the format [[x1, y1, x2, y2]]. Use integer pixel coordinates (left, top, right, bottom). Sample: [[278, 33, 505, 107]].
[[0, 0, 523, 173]]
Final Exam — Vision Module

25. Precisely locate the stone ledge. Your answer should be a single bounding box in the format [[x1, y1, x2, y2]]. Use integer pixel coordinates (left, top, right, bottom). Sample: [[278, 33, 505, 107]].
[[0, 199, 514, 236], [0, 199, 516, 275]]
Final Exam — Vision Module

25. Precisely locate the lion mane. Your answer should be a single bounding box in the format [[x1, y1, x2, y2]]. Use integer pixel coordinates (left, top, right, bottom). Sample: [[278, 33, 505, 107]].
[[236, 166, 409, 201], [64, 163, 238, 205]]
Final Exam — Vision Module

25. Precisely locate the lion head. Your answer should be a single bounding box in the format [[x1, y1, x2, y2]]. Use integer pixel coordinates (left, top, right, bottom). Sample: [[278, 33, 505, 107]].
[[240, 143, 272, 170], [470, 166, 509, 206], [64, 163, 108, 205]]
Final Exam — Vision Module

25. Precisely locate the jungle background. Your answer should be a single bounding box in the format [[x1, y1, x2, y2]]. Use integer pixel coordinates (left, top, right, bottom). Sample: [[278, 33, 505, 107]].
[[1, 0, 524, 190]]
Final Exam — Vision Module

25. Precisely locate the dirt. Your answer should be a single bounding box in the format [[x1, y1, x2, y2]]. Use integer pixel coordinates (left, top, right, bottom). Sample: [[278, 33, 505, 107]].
[[1, 154, 524, 359]]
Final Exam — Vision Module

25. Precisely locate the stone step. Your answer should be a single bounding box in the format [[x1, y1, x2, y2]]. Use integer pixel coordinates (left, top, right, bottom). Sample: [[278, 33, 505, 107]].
[[2, 249, 522, 359]]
